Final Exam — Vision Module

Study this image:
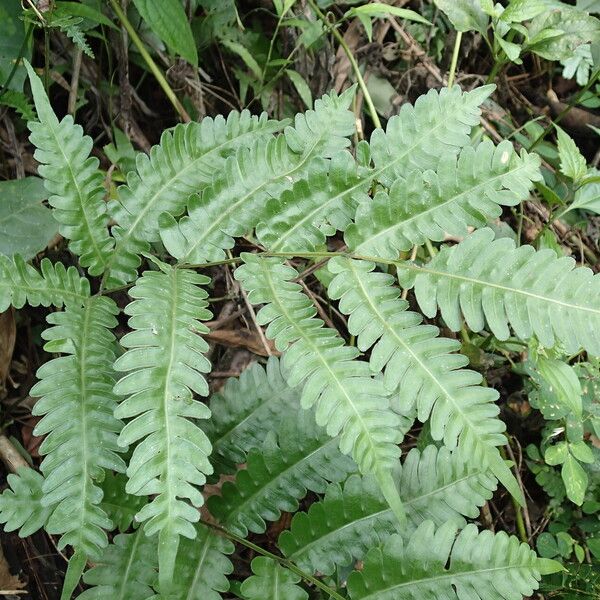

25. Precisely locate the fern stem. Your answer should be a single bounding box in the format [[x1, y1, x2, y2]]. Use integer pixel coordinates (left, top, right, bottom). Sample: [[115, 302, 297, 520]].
[[447, 31, 462, 88], [307, 0, 382, 129], [198, 519, 346, 600], [107, 0, 191, 122]]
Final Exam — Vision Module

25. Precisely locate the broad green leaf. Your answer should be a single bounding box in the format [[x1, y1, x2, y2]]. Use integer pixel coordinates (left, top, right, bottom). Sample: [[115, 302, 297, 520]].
[[285, 69, 313, 109], [570, 172, 600, 214], [132, 0, 197, 65], [221, 39, 262, 80], [536, 357, 582, 419], [561, 454, 588, 505], [527, 8, 600, 61], [346, 3, 430, 26], [569, 441, 595, 463], [501, 0, 567, 23], [0, 177, 58, 260], [544, 441, 568, 466], [556, 126, 587, 182], [0, 0, 31, 90], [55, 1, 118, 30], [433, 0, 489, 34]]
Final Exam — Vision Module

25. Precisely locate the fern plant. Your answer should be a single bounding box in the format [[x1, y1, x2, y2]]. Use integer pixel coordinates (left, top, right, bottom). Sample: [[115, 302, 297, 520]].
[[1, 59, 584, 599]]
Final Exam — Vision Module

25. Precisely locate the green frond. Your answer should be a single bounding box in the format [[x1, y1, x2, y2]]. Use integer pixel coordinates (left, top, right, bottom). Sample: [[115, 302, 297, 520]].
[[203, 357, 298, 474], [25, 62, 114, 276], [279, 445, 496, 575], [0, 255, 90, 311], [30, 297, 124, 558], [159, 88, 355, 264], [208, 411, 356, 537], [0, 467, 51, 537], [256, 152, 369, 252], [327, 257, 520, 499], [0, 89, 36, 121], [240, 557, 308, 600], [165, 524, 234, 600], [370, 84, 494, 186], [100, 473, 147, 533], [347, 520, 561, 600], [283, 86, 356, 157], [113, 262, 213, 585], [406, 227, 600, 355], [78, 529, 158, 599], [235, 254, 406, 523], [346, 140, 541, 258], [106, 112, 283, 285]]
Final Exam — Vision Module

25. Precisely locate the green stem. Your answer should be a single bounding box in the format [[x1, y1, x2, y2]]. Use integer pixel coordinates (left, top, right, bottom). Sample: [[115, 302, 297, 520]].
[[307, 0, 382, 129], [447, 31, 462, 88], [199, 519, 346, 600], [530, 69, 600, 151], [107, 0, 191, 122]]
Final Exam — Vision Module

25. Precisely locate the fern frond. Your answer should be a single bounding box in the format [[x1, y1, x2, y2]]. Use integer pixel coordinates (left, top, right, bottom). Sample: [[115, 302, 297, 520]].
[[208, 411, 356, 537], [203, 357, 297, 474], [327, 257, 520, 499], [106, 112, 283, 285], [113, 261, 213, 585], [30, 296, 124, 558], [0, 89, 36, 121], [346, 140, 541, 258], [405, 227, 600, 355], [0, 467, 51, 537], [346, 521, 560, 600], [235, 254, 405, 523], [279, 445, 496, 575], [78, 529, 158, 599], [159, 88, 355, 264], [0, 255, 90, 310], [370, 84, 494, 186], [256, 152, 369, 252], [166, 524, 234, 600], [241, 557, 308, 600], [25, 62, 114, 275]]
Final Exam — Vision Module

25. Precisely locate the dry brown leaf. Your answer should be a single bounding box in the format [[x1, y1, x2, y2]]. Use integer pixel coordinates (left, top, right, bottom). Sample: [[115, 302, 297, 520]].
[[204, 329, 280, 357], [0, 546, 26, 595]]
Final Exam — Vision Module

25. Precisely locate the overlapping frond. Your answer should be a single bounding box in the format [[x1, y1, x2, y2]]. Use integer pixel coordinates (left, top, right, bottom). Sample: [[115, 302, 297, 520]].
[[159, 88, 356, 264], [279, 445, 496, 575], [256, 152, 369, 252], [208, 411, 355, 537], [370, 84, 494, 185], [106, 111, 282, 285], [0, 467, 51, 537], [113, 261, 213, 586], [327, 257, 520, 499], [203, 357, 298, 474], [165, 524, 234, 600], [240, 558, 307, 600], [235, 254, 406, 523], [347, 521, 560, 600], [100, 473, 147, 533], [406, 227, 600, 355], [30, 296, 124, 558], [25, 62, 114, 275], [78, 529, 158, 600], [0, 255, 89, 310], [346, 140, 541, 258]]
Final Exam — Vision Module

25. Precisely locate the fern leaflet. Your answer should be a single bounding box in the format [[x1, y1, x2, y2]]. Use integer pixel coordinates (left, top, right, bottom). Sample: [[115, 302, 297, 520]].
[[241, 557, 307, 600], [25, 62, 114, 275], [235, 254, 406, 524], [113, 260, 213, 587], [404, 227, 600, 354]]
